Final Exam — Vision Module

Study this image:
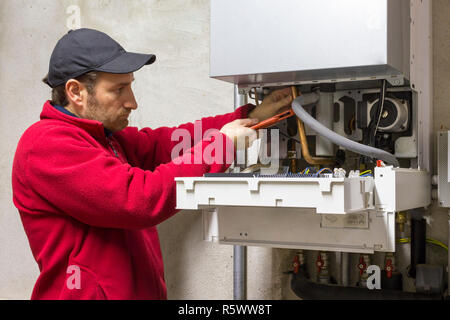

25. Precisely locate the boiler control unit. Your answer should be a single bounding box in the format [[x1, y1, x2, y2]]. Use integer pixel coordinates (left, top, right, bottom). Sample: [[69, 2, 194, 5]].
[[175, 0, 433, 254]]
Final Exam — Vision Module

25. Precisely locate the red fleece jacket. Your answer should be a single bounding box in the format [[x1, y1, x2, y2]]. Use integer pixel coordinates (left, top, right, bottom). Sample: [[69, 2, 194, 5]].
[[12, 101, 253, 300]]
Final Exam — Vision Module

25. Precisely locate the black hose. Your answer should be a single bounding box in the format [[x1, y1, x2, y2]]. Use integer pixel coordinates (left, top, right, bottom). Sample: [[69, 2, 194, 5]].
[[291, 271, 442, 300], [409, 218, 427, 278]]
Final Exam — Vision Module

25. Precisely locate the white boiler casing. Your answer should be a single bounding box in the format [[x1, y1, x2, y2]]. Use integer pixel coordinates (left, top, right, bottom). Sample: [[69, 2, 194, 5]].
[[210, 0, 410, 86]]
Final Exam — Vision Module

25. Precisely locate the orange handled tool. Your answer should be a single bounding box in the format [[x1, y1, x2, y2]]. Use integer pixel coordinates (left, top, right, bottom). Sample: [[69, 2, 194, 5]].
[[250, 108, 295, 130]]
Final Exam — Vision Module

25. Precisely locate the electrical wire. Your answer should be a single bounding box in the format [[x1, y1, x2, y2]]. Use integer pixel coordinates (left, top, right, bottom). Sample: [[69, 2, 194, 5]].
[[359, 170, 372, 176], [317, 168, 333, 174], [359, 170, 373, 177], [278, 130, 301, 144], [301, 167, 318, 174], [348, 115, 356, 135], [397, 237, 448, 251], [373, 79, 387, 138]]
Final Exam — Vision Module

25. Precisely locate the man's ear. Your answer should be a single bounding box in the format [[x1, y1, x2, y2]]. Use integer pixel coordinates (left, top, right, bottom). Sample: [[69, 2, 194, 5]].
[[65, 79, 86, 109]]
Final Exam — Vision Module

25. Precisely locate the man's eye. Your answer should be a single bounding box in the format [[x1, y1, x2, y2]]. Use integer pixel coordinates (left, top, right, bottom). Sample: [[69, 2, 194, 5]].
[[117, 87, 124, 93]]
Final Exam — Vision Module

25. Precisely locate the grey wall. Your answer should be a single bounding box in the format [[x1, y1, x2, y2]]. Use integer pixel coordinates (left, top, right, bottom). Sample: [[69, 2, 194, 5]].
[[0, 0, 448, 300]]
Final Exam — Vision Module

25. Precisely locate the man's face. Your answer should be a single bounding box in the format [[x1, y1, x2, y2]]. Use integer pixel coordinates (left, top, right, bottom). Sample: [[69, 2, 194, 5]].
[[83, 72, 137, 132]]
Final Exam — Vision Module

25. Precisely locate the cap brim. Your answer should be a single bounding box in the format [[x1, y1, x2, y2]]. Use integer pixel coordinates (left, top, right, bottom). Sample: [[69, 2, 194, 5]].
[[96, 52, 156, 74]]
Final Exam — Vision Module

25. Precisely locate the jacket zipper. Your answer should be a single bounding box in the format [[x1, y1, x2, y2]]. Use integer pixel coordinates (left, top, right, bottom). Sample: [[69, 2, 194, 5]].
[[106, 138, 119, 158]]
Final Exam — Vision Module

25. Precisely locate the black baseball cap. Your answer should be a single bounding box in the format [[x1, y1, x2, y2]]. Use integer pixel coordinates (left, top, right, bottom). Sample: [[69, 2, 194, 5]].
[[45, 28, 156, 88]]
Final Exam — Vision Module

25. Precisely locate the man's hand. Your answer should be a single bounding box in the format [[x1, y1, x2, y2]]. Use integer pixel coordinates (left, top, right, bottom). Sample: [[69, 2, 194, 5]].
[[248, 87, 293, 122], [220, 118, 259, 150]]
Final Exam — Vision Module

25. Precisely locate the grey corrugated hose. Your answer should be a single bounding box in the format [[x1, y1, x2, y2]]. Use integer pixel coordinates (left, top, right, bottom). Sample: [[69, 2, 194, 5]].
[[292, 96, 399, 167]]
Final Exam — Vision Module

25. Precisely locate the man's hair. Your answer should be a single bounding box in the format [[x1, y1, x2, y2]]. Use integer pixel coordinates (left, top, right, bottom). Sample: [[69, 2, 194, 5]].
[[42, 72, 98, 106]]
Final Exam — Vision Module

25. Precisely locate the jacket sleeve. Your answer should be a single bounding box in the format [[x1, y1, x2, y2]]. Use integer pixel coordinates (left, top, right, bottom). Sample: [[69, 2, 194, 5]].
[[115, 104, 255, 170], [25, 126, 234, 230]]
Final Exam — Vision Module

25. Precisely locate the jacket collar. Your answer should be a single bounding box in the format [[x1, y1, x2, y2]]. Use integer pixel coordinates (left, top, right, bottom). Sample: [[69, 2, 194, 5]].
[[40, 100, 108, 142]]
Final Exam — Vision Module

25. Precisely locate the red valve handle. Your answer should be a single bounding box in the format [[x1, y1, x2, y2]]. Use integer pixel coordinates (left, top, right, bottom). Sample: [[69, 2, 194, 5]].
[[358, 256, 367, 276], [386, 259, 393, 278], [293, 256, 300, 274], [316, 254, 324, 275]]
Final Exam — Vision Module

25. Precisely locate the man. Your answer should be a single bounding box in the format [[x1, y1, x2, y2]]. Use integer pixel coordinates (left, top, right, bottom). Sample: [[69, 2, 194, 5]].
[[11, 28, 292, 299]]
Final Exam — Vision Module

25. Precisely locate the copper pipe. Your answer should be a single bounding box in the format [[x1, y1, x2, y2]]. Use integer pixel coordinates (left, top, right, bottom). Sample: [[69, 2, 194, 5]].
[[289, 151, 297, 173], [287, 123, 298, 173], [291, 86, 334, 165]]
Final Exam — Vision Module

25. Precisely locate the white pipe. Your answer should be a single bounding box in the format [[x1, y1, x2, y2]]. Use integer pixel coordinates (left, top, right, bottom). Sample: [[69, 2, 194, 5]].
[[292, 96, 400, 167], [315, 92, 334, 156]]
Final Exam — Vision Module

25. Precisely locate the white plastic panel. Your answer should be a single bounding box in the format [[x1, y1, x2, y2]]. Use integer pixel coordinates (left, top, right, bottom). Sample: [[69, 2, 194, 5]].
[[176, 176, 374, 214], [176, 167, 430, 253], [437, 131, 450, 207], [176, 167, 428, 214], [374, 166, 430, 211], [202, 207, 395, 253]]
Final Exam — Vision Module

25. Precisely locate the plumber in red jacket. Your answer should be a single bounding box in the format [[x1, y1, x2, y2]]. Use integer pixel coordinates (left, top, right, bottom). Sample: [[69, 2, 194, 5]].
[[11, 28, 293, 300]]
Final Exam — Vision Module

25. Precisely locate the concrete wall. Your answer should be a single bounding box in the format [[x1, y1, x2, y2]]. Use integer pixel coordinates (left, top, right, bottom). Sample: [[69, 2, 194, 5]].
[[0, 0, 280, 300], [0, 0, 448, 300]]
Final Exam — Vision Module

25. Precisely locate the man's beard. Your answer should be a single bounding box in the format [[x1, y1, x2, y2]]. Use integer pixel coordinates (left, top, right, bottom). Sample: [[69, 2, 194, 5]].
[[85, 94, 101, 121], [85, 94, 129, 132]]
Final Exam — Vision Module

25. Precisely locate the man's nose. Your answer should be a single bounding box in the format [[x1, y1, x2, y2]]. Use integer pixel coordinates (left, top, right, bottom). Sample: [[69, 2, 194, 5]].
[[124, 90, 138, 110]]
